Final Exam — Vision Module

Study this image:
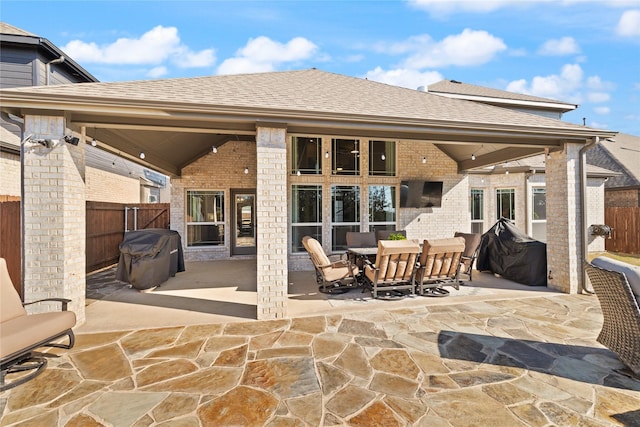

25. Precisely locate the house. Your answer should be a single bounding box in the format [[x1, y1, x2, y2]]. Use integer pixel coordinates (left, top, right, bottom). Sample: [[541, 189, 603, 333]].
[[586, 132, 640, 207], [425, 79, 618, 252], [0, 65, 616, 322], [0, 22, 169, 203]]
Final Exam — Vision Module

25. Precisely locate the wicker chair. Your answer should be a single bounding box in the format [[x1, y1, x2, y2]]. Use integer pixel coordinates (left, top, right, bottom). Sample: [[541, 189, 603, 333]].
[[585, 261, 640, 376]]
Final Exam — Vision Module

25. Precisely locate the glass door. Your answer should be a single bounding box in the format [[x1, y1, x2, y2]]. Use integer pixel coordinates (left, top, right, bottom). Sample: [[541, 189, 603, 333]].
[[232, 190, 256, 255]]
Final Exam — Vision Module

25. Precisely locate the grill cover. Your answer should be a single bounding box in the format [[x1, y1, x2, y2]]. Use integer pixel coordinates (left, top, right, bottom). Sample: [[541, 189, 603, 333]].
[[116, 229, 185, 290], [476, 218, 547, 286]]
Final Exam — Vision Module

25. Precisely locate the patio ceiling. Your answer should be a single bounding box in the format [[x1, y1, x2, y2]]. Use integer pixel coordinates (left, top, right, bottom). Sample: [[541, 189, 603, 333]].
[[0, 69, 615, 177]]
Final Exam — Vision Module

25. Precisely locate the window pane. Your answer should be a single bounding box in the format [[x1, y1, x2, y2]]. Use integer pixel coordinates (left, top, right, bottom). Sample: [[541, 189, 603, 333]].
[[292, 136, 321, 175], [332, 138, 360, 175], [369, 140, 395, 176], [496, 189, 515, 220], [531, 222, 547, 242], [471, 189, 483, 220], [369, 185, 396, 222], [471, 222, 484, 234], [332, 185, 360, 223], [532, 188, 546, 220], [292, 226, 322, 252], [187, 224, 224, 246], [292, 185, 322, 223], [187, 191, 224, 223]]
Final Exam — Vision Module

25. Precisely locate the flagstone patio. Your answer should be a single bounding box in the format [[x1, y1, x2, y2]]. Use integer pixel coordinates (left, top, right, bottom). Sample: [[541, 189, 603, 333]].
[[1, 262, 639, 426]]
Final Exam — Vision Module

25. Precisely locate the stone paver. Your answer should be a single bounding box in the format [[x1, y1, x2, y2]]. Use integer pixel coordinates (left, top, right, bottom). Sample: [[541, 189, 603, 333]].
[[2, 294, 640, 426]]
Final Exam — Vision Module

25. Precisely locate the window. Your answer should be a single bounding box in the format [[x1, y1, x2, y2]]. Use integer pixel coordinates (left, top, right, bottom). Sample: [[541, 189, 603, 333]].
[[291, 185, 322, 252], [369, 140, 396, 176], [369, 185, 396, 233], [331, 185, 360, 251], [186, 190, 224, 246], [292, 136, 322, 175], [332, 138, 360, 175], [496, 188, 515, 221], [530, 186, 547, 242], [471, 189, 484, 234]]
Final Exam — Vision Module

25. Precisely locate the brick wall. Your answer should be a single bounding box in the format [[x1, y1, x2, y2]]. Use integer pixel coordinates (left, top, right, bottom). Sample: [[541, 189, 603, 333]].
[[86, 166, 140, 203], [0, 151, 21, 197], [22, 115, 86, 323], [586, 177, 606, 252]]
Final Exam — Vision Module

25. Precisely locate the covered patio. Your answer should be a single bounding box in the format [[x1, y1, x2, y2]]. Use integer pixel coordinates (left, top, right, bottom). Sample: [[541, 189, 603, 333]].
[[0, 68, 617, 323]]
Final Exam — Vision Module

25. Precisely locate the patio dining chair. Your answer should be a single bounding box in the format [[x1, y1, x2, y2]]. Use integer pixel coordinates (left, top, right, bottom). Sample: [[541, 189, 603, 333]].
[[585, 259, 640, 376], [302, 236, 360, 294], [363, 239, 421, 299], [1, 258, 76, 391], [454, 232, 482, 282], [414, 237, 465, 297]]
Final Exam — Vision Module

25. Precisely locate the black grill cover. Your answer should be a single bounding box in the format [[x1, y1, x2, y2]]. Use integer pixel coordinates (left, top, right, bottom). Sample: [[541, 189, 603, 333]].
[[476, 218, 547, 286], [116, 229, 185, 290]]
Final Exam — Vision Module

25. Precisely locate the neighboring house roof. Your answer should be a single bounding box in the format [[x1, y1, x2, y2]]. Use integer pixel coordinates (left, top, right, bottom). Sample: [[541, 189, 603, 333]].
[[0, 22, 98, 84], [586, 133, 640, 189], [427, 79, 577, 113], [0, 68, 615, 176]]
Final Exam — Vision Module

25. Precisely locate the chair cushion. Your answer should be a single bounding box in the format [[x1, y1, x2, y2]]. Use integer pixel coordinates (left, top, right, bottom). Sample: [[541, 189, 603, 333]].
[[454, 232, 482, 258], [1, 258, 27, 323], [591, 256, 640, 302], [346, 232, 377, 248], [1, 311, 76, 359]]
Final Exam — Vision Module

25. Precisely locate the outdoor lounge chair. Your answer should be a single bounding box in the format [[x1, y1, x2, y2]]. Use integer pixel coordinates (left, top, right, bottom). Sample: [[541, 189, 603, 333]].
[[585, 260, 640, 376], [1, 258, 76, 391], [454, 232, 481, 281], [302, 236, 359, 294], [414, 237, 465, 297], [363, 239, 421, 299]]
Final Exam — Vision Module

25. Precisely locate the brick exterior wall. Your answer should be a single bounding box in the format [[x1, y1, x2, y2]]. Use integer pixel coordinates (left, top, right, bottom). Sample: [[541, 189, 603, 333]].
[[0, 151, 21, 197], [606, 188, 640, 207], [22, 115, 86, 323], [586, 177, 606, 252], [86, 166, 140, 203], [256, 127, 288, 320], [546, 143, 582, 294]]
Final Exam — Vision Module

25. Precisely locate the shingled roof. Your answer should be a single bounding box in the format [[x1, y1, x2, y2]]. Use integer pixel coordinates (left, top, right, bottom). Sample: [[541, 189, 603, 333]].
[[427, 79, 577, 113], [1, 68, 593, 134], [586, 133, 640, 189]]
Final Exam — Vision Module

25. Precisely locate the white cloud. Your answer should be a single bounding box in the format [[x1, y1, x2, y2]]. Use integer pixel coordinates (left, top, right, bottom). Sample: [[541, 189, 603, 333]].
[[147, 66, 168, 78], [594, 106, 611, 114], [506, 63, 583, 102], [401, 29, 506, 69], [61, 26, 216, 68], [588, 92, 611, 103], [217, 36, 317, 75], [538, 37, 580, 56], [363, 67, 444, 89], [616, 9, 640, 37], [407, 0, 519, 14]]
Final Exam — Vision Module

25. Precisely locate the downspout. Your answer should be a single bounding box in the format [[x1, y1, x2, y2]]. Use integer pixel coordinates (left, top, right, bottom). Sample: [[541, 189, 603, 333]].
[[579, 136, 599, 294], [45, 56, 65, 85]]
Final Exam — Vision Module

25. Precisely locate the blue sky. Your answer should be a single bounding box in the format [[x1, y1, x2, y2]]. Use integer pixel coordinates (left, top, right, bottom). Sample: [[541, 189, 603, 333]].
[[2, 0, 640, 135]]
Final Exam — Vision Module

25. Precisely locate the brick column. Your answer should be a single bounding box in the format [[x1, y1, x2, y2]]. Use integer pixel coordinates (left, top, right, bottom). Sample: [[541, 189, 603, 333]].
[[22, 115, 86, 323], [255, 126, 288, 319], [545, 142, 583, 294]]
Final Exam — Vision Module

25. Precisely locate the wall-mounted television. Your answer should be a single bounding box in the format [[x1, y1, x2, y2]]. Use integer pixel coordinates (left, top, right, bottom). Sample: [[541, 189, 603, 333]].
[[400, 180, 443, 208]]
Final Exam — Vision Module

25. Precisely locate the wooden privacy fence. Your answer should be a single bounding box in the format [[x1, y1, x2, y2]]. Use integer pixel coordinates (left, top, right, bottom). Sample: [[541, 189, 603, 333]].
[[605, 207, 640, 256], [0, 200, 21, 294], [86, 202, 170, 272]]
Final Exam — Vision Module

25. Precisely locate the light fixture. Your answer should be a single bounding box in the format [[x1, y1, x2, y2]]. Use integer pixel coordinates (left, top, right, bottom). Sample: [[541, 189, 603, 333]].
[[471, 153, 476, 161], [91, 138, 97, 147], [505, 162, 509, 174], [505, 169, 509, 175], [381, 153, 386, 161], [422, 156, 427, 164], [139, 152, 145, 160], [471, 144, 482, 161], [244, 166, 249, 174], [212, 145, 218, 154], [325, 151, 329, 158], [296, 170, 301, 176]]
